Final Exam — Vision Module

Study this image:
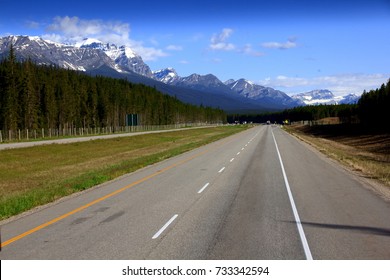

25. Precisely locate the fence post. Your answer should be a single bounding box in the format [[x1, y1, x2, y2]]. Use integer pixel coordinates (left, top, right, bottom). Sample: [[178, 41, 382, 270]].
[[42, 128, 45, 139], [0, 130, 2, 142], [27, 129, 29, 140]]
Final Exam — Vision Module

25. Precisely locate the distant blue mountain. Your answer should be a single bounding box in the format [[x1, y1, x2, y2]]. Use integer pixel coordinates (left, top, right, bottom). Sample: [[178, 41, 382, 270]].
[[291, 89, 360, 105]]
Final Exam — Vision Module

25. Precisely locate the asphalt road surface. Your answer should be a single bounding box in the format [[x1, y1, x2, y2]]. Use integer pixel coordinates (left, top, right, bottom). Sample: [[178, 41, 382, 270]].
[[1, 125, 389, 259]]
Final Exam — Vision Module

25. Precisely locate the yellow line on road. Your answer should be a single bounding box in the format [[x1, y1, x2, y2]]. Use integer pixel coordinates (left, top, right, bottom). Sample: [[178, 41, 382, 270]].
[[1, 129, 248, 249]]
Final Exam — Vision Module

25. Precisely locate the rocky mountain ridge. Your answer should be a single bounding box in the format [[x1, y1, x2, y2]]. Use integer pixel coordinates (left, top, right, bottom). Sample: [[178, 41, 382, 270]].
[[0, 35, 360, 112]]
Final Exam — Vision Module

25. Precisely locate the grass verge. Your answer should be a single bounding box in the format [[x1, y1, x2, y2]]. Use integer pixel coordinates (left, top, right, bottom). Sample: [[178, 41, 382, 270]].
[[284, 124, 390, 188], [0, 125, 249, 220]]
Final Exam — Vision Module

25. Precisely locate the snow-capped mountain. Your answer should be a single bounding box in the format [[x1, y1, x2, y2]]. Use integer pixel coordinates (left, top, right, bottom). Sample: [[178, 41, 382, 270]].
[[225, 78, 302, 107], [0, 35, 116, 72], [175, 73, 232, 93], [0, 35, 275, 112], [0, 35, 153, 78], [76, 38, 153, 77], [338, 93, 360, 104], [153, 69, 235, 95], [152, 68, 179, 84], [291, 90, 360, 105], [4, 35, 359, 112], [153, 68, 301, 108]]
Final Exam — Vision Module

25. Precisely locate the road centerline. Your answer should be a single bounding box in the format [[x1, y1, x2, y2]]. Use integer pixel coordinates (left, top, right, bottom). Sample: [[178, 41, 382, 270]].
[[152, 214, 178, 239], [1, 128, 250, 249], [198, 183, 210, 194], [218, 167, 226, 173]]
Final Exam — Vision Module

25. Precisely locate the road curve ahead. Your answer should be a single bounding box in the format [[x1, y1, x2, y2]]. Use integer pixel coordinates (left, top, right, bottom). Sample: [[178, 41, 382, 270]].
[[1, 125, 389, 259]]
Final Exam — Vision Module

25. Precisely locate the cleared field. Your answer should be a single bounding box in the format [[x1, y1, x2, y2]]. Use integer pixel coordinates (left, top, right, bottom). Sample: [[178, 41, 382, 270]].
[[0, 125, 248, 220]]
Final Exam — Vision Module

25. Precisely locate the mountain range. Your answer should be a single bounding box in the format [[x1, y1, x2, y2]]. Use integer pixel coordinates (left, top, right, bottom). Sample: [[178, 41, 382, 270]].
[[0, 35, 359, 112], [291, 90, 360, 105]]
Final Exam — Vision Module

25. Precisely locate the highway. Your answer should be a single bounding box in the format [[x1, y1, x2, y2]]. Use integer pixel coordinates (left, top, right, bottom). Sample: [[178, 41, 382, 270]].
[[1, 125, 389, 259]]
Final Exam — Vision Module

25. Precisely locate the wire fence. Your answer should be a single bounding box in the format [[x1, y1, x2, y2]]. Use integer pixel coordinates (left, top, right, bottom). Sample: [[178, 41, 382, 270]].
[[0, 123, 222, 143]]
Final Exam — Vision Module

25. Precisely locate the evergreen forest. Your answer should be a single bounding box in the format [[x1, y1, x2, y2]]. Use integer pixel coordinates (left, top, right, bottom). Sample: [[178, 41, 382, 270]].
[[0, 47, 226, 132], [229, 78, 390, 132]]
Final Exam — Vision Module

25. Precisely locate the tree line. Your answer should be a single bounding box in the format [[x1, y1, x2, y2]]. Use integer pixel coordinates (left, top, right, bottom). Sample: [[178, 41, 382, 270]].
[[358, 80, 390, 126], [228, 104, 359, 124], [229, 79, 390, 131], [0, 47, 226, 132]]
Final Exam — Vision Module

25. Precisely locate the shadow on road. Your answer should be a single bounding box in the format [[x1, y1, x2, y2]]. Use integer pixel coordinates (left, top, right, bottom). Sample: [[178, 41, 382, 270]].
[[283, 220, 390, 237]]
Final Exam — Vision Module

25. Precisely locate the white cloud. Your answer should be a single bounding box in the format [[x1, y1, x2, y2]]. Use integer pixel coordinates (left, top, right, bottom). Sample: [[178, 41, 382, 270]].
[[259, 73, 389, 96], [46, 16, 106, 42], [210, 28, 235, 51], [261, 37, 297, 50], [130, 44, 168, 61], [42, 33, 65, 44], [43, 16, 167, 61], [166, 45, 183, 51], [240, 44, 264, 57]]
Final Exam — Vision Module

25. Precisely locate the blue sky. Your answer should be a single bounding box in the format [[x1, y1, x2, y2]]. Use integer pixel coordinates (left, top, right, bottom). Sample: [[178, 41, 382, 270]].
[[1, 0, 389, 96]]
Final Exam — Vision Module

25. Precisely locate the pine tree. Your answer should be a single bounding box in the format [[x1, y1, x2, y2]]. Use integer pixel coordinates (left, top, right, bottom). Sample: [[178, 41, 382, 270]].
[[0, 56, 227, 132], [3, 44, 20, 131], [21, 59, 40, 130]]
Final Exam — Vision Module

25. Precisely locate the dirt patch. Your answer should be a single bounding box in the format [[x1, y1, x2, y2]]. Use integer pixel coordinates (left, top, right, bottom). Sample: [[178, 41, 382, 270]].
[[294, 124, 390, 157]]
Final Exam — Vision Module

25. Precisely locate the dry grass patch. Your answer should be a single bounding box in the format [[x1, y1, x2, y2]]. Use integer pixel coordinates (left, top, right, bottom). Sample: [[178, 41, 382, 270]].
[[285, 124, 390, 188]]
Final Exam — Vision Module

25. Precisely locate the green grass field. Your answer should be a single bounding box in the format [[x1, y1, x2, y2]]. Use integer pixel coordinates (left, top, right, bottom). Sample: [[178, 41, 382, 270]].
[[0, 125, 248, 220]]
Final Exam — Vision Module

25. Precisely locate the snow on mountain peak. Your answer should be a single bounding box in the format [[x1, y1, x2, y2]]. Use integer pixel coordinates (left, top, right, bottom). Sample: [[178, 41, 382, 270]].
[[75, 38, 138, 60], [122, 46, 137, 59], [153, 68, 179, 83], [75, 38, 103, 48], [291, 89, 360, 105], [26, 35, 41, 41], [245, 79, 254, 85], [74, 38, 151, 76]]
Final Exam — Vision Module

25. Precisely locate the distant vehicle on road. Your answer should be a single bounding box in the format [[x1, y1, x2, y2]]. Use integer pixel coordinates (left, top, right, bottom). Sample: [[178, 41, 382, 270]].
[[266, 121, 271, 125]]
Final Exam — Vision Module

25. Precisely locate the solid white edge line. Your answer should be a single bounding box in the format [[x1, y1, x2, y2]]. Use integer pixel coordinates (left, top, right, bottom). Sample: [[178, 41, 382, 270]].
[[271, 129, 314, 260], [198, 182, 210, 194], [152, 214, 178, 239], [218, 167, 226, 173]]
